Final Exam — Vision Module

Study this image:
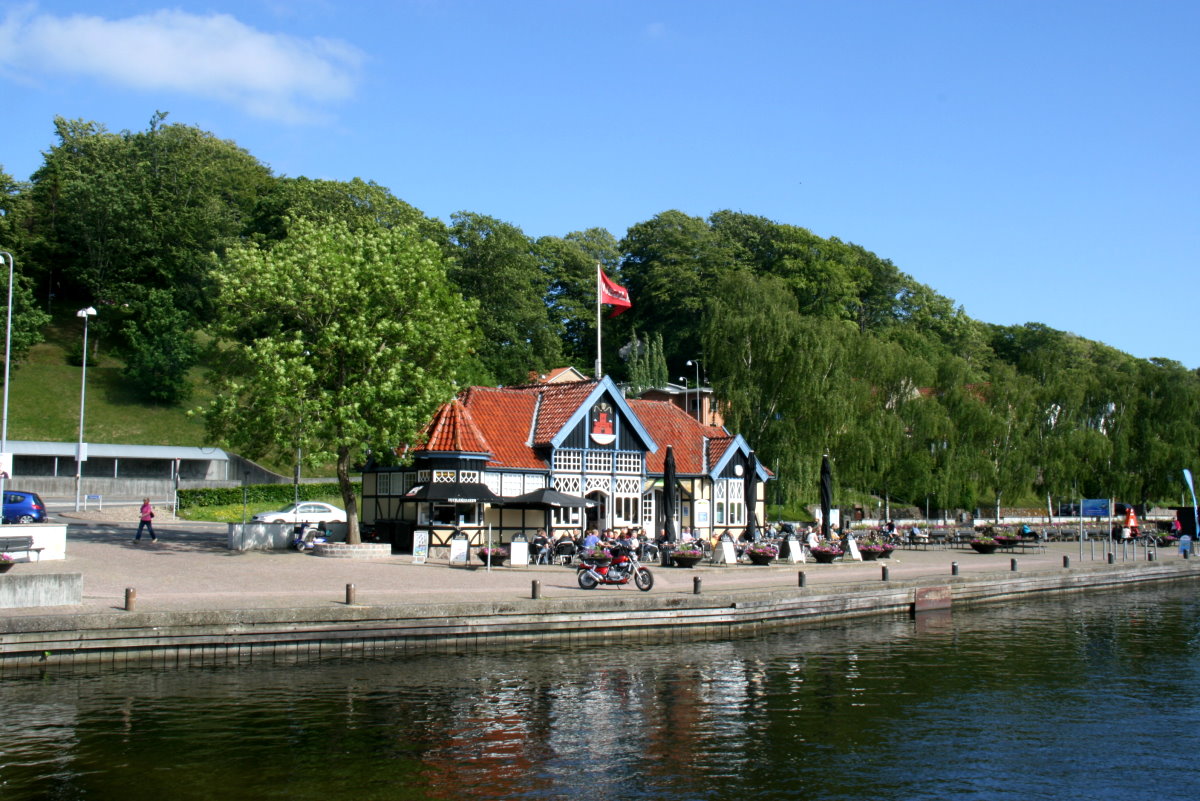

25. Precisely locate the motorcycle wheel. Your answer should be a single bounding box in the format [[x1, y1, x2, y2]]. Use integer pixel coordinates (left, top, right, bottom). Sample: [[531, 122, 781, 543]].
[[634, 567, 654, 592], [577, 571, 599, 590]]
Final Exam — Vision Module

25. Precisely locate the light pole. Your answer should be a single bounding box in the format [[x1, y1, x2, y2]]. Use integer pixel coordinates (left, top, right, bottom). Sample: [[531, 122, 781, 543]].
[[678, 376, 689, 421], [74, 306, 97, 511], [686, 359, 701, 423], [0, 251, 13, 522]]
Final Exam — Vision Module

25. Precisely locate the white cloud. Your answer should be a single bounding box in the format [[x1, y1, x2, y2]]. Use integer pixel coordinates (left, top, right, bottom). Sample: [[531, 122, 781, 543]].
[[0, 6, 364, 123]]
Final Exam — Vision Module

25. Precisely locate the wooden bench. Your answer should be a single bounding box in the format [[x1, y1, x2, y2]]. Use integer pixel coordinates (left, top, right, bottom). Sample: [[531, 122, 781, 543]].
[[0, 535, 44, 562]]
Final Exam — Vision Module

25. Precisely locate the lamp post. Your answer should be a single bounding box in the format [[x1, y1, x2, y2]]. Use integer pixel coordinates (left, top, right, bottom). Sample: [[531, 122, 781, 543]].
[[0, 251, 13, 523], [74, 306, 97, 511], [686, 359, 701, 423], [678, 376, 689, 420]]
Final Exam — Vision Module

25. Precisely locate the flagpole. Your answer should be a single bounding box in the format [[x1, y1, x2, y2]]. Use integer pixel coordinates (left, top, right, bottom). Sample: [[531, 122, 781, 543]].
[[595, 263, 602, 378]]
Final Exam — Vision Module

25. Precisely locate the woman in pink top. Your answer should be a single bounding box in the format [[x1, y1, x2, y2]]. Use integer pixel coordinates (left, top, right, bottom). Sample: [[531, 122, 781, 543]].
[[135, 498, 157, 542]]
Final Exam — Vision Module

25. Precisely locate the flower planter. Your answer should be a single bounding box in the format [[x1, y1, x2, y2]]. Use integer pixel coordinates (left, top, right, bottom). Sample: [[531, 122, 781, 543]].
[[477, 553, 508, 566], [0, 562, 13, 573], [879, 547, 895, 559], [747, 554, 775, 566], [811, 550, 840, 564], [858, 549, 881, 561], [970, 542, 999, 554], [671, 554, 704, 568]]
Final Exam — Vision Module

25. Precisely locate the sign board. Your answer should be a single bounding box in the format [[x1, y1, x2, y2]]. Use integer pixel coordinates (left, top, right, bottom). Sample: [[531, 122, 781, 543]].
[[449, 533, 470, 565], [509, 533, 529, 567], [846, 536, 862, 561], [412, 530, 429, 565], [695, 500, 710, 525], [77, 442, 88, 462], [785, 536, 804, 564], [719, 538, 737, 565], [829, 508, 841, 531], [1082, 498, 1111, 517]]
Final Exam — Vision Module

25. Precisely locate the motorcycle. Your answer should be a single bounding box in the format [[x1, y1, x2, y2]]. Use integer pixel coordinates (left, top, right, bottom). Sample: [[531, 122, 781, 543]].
[[576, 546, 654, 591], [291, 524, 328, 551]]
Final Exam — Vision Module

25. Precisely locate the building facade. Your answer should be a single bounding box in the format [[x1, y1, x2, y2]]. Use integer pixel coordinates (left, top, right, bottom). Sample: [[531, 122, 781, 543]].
[[359, 376, 768, 552]]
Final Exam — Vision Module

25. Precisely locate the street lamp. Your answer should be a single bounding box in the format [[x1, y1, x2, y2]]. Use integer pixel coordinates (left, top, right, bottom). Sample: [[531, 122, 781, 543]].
[[74, 306, 97, 511], [686, 359, 701, 423], [0, 251, 13, 522]]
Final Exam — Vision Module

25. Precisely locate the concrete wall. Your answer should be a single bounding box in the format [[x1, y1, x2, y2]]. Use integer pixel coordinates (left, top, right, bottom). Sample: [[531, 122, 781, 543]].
[[0, 572, 82, 609], [0, 524, 66, 561]]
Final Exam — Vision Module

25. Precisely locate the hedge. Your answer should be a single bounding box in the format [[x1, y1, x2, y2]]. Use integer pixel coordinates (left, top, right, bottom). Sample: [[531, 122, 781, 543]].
[[178, 482, 360, 510]]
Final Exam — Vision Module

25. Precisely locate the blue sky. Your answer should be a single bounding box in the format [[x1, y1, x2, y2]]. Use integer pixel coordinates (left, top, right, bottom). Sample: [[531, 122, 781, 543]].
[[2, 1, 1196, 367]]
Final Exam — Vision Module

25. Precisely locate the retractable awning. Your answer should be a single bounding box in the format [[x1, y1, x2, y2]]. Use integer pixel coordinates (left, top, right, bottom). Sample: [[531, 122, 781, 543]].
[[397, 482, 505, 504]]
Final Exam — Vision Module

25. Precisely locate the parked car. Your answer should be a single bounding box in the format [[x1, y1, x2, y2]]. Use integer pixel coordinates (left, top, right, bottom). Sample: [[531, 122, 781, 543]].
[[3, 490, 47, 524], [251, 502, 346, 525]]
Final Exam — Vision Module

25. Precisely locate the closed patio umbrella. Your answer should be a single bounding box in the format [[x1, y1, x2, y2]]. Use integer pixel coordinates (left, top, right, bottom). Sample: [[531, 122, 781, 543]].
[[744, 450, 759, 541], [820, 454, 833, 540], [663, 446, 678, 543]]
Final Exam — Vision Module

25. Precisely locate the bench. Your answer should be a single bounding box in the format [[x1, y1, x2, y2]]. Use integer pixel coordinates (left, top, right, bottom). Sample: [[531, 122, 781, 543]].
[[0, 535, 44, 562]]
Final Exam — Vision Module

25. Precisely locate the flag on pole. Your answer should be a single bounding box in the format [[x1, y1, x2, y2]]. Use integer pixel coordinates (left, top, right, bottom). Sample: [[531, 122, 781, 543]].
[[598, 268, 632, 317]]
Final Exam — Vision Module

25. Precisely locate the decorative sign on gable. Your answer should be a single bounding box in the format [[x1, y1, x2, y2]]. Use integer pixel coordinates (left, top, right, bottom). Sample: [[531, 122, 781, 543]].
[[590, 402, 616, 446]]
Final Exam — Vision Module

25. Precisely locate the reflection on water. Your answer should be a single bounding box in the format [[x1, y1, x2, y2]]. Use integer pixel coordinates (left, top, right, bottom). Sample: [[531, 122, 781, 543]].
[[1, 585, 1197, 800]]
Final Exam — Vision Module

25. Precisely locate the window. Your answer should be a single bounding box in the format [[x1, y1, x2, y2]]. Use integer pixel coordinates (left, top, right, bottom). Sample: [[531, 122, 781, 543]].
[[433, 469, 456, 483], [552, 506, 581, 526], [585, 451, 612, 473], [614, 451, 642, 474], [502, 473, 523, 496], [459, 470, 479, 484], [375, 472, 391, 496], [614, 495, 640, 526], [401, 472, 416, 494], [553, 449, 583, 472]]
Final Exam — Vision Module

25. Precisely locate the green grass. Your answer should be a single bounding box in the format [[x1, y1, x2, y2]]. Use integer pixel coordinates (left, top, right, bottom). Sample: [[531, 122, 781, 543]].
[[6, 312, 336, 475]]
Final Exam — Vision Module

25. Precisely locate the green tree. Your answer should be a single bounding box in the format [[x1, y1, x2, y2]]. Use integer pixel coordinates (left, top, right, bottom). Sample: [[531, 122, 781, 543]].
[[536, 228, 620, 371], [448, 212, 562, 384], [0, 167, 50, 368], [204, 218, 478, 543], [119, 289, 199, 404]]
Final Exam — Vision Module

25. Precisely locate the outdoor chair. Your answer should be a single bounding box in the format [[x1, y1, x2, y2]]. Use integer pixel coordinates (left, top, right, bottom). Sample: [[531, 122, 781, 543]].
[[553, 542, 576, 565]]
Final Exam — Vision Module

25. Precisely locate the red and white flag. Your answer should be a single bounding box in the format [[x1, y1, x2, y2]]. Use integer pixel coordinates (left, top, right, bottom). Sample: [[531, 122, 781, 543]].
[[598, 267, 632, 317]]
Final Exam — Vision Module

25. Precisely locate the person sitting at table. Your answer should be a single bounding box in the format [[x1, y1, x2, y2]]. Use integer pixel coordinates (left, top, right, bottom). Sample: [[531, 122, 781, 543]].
[[910, 524, 927, 544], [582, 528, 601, 549], [532, 529, 551, 564]]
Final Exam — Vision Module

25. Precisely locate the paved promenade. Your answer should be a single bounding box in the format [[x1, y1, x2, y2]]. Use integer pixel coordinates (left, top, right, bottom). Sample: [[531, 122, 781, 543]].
[[6, 511, 1177, 617]]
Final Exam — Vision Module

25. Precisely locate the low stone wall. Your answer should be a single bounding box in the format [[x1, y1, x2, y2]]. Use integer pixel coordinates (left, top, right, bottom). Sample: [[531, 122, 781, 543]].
[[0, 573, 82, 610], [314, 543, 392, 559], [0, 560, 1196, 670], [227, 522, 349, 551]]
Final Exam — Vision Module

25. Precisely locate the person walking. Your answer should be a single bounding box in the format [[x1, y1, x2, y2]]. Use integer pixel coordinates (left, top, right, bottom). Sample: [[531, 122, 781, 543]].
[[135, 498, 157, 542]]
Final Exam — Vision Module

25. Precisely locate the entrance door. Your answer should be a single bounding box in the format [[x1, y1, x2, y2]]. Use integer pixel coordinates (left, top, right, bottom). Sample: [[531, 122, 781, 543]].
[[585, 491, 608, 531]]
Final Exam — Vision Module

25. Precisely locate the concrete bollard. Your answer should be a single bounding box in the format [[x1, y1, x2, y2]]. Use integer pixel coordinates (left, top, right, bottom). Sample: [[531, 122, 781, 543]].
[[345, 583, 356, 605], [1148, 552, 1156, 562], [531, 580, 541, 599], [952, 561, 959, 576], [124, 587, 136, 612], [1107, 552, 1115, 564], [1011, 558, 1018, 572], [1063, 555, 1070, 569], [1186, 550, 1191, 560], [693, 576, 702, 595], [798, 571, 807, 587], [880, 565, 889, 582]]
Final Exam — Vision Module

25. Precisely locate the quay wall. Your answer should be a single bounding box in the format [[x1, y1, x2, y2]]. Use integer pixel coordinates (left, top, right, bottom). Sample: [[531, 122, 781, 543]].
[[1, 560, 1196, 671]]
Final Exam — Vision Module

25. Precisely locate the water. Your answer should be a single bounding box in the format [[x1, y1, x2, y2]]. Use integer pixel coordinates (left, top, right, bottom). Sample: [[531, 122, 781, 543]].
[[1, 584, 1197, 800]]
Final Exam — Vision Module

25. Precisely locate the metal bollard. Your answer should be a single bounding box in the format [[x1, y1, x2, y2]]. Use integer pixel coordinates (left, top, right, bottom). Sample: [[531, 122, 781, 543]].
[[124, 587, 136, 611], [1011, 558, 1018, 572], [1063, 555, 1070, 569], [693, 576, 702, 595], [1185, 549, 1191, 560], [531, 580, 541, 599], [1148, 552, 1156, 563], [798, 571, 807, 587], [345, 583, 356, 605], [1107, 552, 1115, 564], [951, 561, 959, 576], [880, 565, 889, 582]]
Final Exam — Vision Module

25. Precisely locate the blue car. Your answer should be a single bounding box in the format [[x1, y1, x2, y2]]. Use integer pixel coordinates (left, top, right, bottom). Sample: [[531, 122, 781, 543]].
[[3, 490, 47, 524]]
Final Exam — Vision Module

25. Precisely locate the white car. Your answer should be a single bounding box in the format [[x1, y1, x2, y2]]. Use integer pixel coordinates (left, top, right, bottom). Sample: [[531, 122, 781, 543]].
[[251, 502, 347, 525]]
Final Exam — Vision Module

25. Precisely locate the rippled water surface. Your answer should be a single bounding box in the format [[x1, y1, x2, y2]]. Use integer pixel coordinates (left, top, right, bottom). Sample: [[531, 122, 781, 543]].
[[2, 585, 1198, 800]]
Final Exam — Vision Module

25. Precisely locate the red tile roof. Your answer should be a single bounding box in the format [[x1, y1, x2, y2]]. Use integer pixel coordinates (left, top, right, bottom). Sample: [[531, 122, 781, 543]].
[[626, 399, 727, 475], [413, 382, 748, 476], [416, 399, 490, 455]]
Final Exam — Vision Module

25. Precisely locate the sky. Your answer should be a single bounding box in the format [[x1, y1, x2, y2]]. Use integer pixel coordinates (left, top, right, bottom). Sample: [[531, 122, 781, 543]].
[[1, 0, 1197, 367]]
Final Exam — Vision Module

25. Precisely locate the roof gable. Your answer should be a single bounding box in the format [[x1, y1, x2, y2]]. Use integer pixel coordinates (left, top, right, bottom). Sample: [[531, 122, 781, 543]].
[[415, 399, 492, 457], [546, 376, 657, 453]]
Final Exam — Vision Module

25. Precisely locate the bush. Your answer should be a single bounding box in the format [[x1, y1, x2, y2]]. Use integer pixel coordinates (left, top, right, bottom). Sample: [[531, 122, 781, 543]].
[[177, 481, 359, 510]]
